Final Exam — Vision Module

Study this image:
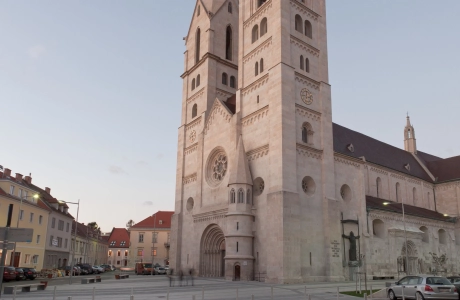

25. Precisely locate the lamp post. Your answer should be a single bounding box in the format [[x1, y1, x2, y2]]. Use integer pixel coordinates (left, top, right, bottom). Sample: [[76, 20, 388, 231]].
[[383, 200, 409, 275], [151, 213, 157, 276], [10, 193, 39, 267], [59, 200, 80, 285]]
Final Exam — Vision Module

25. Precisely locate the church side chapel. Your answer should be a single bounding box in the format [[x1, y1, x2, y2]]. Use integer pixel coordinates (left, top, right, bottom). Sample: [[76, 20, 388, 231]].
[[169, 0, 460, 283]]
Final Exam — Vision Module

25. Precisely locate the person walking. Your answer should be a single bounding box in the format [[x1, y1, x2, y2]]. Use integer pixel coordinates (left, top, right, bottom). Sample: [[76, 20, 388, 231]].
[[189, 268, 194, 286]]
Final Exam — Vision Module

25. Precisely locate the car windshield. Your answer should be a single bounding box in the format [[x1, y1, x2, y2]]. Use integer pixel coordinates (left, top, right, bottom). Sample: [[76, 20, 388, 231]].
[[144, 263, 152, 268], [159, 268, 165, 270], [427, 277, 452, 285]]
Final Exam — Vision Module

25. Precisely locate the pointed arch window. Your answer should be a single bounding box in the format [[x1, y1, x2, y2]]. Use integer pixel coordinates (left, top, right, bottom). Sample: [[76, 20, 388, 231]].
[[247, 189, 251, 205], [376, 177, 382, 198], [252, 25, 259, 43], [300, 55, 304, 70], [196, 74, 200, 87], [238, 189, 244, 203], [230, 76, 236, 88], [413, 187, 417, 204], [230, 189, 236, 203], [305, 20, 312, 38], [260, 58, 264, 73], [295, 15, 303, 34], [191, 78, 196, 90], [228, 2, 232, 13], [255, 62, 259, 76], [226, 26, 233, 60], [222, 73, 228, 85], [302, 122, 312, 144], [260, 18, 268, 36], [396, 182, 401, 202], [408, 129, 411, 138], [258, 0, 267, 7], [195, 28, 201, 64], [192, 104, 198, 118], [305, 58, 310, 73], [197, 5, 200, 16]]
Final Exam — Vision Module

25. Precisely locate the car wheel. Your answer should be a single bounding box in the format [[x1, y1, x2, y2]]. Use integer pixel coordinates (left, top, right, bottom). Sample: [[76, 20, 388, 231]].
[[388, 289, 397, 300], [415, 292, 425, 300]]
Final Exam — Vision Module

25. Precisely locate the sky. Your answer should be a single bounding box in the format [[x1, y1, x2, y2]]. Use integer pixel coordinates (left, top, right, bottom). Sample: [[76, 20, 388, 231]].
[[1, 1, 459, 231]]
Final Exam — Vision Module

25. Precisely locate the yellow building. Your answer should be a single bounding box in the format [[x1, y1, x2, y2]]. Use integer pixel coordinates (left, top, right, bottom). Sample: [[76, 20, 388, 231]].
[[0, 169, 50, 270]]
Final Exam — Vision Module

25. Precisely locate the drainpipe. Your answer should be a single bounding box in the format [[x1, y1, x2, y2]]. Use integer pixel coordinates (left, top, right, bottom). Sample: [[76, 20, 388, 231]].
[[433, 186, 437, 212]]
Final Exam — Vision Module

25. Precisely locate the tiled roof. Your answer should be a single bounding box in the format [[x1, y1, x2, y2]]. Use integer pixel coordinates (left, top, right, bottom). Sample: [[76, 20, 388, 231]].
[[0, 186, 51, 212], [72, 222, 107, 243], [131, 211, 174, 229], [333, 123, 433, 182], [366, 196, 453, 223], [425, 155, 460, 182], [107, 228, 130, 248], [224, 95, 236, 114]]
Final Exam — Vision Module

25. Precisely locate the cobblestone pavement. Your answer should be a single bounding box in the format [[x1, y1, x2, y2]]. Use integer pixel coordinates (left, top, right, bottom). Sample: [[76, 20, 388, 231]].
[[0, 274, 389, 300]]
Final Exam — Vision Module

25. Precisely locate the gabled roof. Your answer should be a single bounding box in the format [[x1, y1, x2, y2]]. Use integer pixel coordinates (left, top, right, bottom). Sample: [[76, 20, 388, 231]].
[[107, 228, 130, 248], [0, 186, 51, 212], [131, 211, 174, 229], [72, 222, 107, 243], [333, 123, 433, 182], [425, 155, 460, 182], [201, 0, 228, 16]]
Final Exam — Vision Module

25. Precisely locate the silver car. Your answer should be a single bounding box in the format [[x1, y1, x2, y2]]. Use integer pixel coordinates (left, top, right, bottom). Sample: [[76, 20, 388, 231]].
[[388, 275, 458, 300]]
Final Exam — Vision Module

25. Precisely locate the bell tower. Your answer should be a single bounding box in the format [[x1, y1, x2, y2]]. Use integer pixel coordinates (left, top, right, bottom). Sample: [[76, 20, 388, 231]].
[[404, 115, 417, 154]]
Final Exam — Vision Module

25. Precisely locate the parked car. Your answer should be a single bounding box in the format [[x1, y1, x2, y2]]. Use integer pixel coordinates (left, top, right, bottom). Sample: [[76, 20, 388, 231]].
[[21, 267, 37, 280], [135, 263, 153, 275], [155, 267, 166, 275], [2, 266, 17, 282], [77, 266, 89, 275], [14, 268, 25, 281], [111, 265, 117, 271], [388, 275, 458, 300], [76, 264, 94, 274], [62, 266, 79, 276], [99, 264, 112, 272], [92, 266, 105, 274]]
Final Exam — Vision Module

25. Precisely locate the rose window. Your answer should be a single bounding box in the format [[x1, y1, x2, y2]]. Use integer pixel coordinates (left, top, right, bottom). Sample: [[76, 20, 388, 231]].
[[212, 154, 227, 181]]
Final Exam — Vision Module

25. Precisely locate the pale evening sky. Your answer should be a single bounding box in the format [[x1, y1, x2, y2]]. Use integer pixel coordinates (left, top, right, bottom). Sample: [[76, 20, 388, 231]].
[[1, 1, 459, 231]]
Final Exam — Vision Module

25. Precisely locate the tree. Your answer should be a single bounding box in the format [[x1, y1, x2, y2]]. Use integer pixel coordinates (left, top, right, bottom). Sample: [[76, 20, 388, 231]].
[[429, 252, 448, 274], [126, 219, 135, 229], [87, 222, 101, 233]]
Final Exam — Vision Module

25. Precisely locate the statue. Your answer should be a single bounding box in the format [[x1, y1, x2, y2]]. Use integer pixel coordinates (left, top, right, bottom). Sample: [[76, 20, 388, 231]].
[[342, 231, 360, 261]]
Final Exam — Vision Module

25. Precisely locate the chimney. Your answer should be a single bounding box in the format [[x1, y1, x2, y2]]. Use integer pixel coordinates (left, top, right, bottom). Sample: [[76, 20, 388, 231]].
[[45, 187, 51, 194], [4, 168, 11, 177], [25, 176, 32, 184], [15, 173, 23, 182]]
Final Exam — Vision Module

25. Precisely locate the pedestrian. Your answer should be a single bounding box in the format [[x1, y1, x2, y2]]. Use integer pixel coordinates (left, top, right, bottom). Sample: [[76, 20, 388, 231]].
[[189, 268, 194, 286], [178, 269, 183, 287], [168, 268, 174, 287]]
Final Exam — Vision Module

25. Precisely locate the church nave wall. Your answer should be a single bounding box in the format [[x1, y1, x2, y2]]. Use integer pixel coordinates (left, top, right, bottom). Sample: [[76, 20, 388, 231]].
[[434, 182, 460, 216]]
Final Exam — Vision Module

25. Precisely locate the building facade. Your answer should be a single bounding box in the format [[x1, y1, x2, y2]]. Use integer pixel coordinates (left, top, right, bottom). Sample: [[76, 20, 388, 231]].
[[170, 0, 460, 283], [70, 222, 108, 266], [107, 228, 130, 268], [128, 211, 173, 267]]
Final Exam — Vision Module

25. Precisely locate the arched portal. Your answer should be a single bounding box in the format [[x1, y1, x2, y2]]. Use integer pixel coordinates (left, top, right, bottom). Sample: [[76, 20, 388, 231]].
[[200, 224, 226, 277], [234, 264, 241, 281], [398, 240, 419, 274]]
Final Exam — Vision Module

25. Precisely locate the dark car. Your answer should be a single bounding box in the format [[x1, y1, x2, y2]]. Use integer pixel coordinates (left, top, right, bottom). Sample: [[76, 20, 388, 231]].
[[76, 264, 93, 274], [15, 268, 25, 281], [448, 276, 460, 297], [2, 266, 17, 282], [21, 268, 37, 280]]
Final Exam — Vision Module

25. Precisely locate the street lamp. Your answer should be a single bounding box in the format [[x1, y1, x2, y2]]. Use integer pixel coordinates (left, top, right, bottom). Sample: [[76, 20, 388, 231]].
[[11, 193, 39, 266], [383, 201, 409, 275], [150, 213, 157, 276], [58, 200, 80, 285]]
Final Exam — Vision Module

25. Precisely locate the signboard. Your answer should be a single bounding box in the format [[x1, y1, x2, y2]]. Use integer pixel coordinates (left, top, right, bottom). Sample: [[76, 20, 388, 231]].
[[0, 228, 34, 243], [0, 242, 14, 250], [52, 239, 58, 246], [243, 261, 248, 266]]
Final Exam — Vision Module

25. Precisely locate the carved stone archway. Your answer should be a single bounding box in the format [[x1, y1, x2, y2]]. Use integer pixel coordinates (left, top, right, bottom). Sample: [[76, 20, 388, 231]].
[[200, 224, 226, 277], [398, 240, 419, 274]]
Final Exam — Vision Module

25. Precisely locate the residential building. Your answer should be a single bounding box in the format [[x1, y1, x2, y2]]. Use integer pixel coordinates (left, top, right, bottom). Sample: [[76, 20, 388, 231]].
[[171, 0, 460, 283], [70, 222, 108, 266], [107, 228, 130, 268], [0, 169, 49, 270], [129, 211, 173, 267]]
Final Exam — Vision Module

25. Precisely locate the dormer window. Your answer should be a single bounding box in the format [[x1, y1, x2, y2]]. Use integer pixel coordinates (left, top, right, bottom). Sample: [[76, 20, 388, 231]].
[[120, 241, 126, 246], [347, 144, 355, 153], [159, 220, 163, 225], [404, 163, 411, 171], [110, 241, 116, 246]]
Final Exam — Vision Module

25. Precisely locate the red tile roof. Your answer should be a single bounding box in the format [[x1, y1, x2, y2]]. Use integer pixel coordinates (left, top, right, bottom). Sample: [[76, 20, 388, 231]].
[[131, 211, 174, 229], [72, 222, 107, 243], [107, 228, 130, 248]]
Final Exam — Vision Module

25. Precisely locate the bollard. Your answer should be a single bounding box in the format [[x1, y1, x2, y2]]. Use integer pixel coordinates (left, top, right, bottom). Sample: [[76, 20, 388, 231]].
[[402, 286, 405, 300], [13, 288, 16, 300], [92, 287, 95, 300], [337, 286, 339, 300], [130, 296, 134, 300], [202, 286, 204, 300], [237, 288, 239, 300], [370, 285, 373, 300], [68, 297, 72, 300], [193, 296, 196, 300], [131, 287, 134, 296], [252, 295, 254, 300], [309, 294, 311, 300], [167, 287, 170, 300], [53, 286, 57, 300], [271, 286, 273, 299], [364, 293, 367, 300]]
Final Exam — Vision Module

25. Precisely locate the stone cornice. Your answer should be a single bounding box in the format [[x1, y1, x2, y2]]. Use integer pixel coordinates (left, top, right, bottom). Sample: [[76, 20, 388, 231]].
[[436, 182, 460, 191], [216, 88, 234, 99], [334, 154, 362, 169], [181, 52, 238, 78], [296, 143, 322, 159], [186, 87, 205, 104], [247, 144, 269, 161], [184, 143, 198, 156], [243, 37, 273, 64], [193, 208, 228, 223], [243, 0, 272, 29], [204, 99, 233, 135], [183, 173, 197, 185], [242, 106, 269, 127], [368, 211, 455, 228], [294, 72, 320, 90], [295, 104, 321, 121], [289, 0, 320, 21], [185, 116, 202, 131], [242, 74, 269, 96], [290, 36, 320, 57]]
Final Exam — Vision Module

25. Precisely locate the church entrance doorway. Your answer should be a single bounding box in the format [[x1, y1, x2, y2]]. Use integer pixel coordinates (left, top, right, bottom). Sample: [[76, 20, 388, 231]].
[[398, 240, 419, 275], [234, 264, 241, 281], [200, 224, 225, 277]]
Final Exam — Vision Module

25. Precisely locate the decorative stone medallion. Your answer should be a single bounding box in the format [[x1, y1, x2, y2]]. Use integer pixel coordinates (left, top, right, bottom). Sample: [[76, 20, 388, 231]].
[[189, 130, 196, 143], [206, 148, 228, 187], [300, 88, 313, 105]]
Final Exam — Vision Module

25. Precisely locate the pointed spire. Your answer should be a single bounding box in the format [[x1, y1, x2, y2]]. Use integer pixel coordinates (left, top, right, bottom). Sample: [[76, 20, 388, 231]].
[[228, 136, 253, 186], [404, 114, 417, 154], [406, 113, 411, 127]]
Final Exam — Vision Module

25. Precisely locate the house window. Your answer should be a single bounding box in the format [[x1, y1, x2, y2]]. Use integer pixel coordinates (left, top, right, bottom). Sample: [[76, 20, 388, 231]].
[[195, 28, 201, 64], [196, 74, 200, 87], [258, 0, 267, 8], [192, 78, 196, 90], [197, 5, 200, 16], [237, 242, 239, 252], [300, 55, 304, 70], [376, 177, 382, 198], [159, 220, 163, 225], [36, 235, 40, 244], [110, 241, 116, 247], [152, 248, 157, 256], [247, 189, 252, 205], [137, 249, 143, 256], [222, 73, 228, 85], [238, 189, 244, 203], [260, 18, 267, 36], [50, 235, 54, 246], [39, 215, 43, 225], [66, 223, 70, 232], [58, 220, 64, 231], [19, 210, 24, 220], [117, 250, 121, 257], [260, 58, 264, 73], [228, 2, 232, 13], [305, 58, 310, 72], [295, 15, 303, 33], [23, 191, 28, 200], [24, 254, 30, 264], [139, 233, 144, 243], [32, 255, 38, 264], [302, 123, 312, 143], [226, 26, 233, 60], [18, 189, 22, 199], [9, 185, 14, 195], [30, 213, 34, 223], [108, 250, 112, 257], [65, 238, 68, 249], [396, 182, 401, 202], [230, 189, 236, 203], [152, 232, 158, 243], [125, 250, 128, 256], [252, 25, 259, 43], [51, 217, 56, 228], [230, 76, 236, 88], [57, 237, 62, 248], [255, 62, 259, 76]]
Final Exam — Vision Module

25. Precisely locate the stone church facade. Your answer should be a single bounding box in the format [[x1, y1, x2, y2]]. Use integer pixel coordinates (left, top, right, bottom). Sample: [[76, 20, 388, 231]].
[[170, 0, 460, 283]]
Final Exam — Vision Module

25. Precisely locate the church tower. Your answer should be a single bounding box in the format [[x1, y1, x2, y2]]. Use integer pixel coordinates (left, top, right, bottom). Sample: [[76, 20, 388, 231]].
[[404, 115, 417, 154]]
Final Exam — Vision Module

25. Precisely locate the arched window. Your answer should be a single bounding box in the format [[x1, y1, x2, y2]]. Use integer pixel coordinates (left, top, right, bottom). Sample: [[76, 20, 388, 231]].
[[396, 182, 401, 202], [300, 55, 304, 70], [192, 104, 197, 118], [226, 26, 233, 60], [228, 2, 232, 13], [295, 15, 303, 33], [196, 74, 200, 87], [305, 58, 310, 72], [191, 78, 196, 90], [305, 20, 312, 38], [252, 25, 259, 43], [230, 189, 236, 203], [197, 5, 200, 16], [408, 129, 411, 138], [124, 250, 128, 256], [413, 187, 417, 204], [230, 76, 236, 88], [255, 62, 259, 76], [376, 177, 382, 198], [247, 189, 251, 205], [195, 28, 201, 64], [372, 219, 385, 238], [238, 189, 244, 203], [260, 58, 264, 73], [117, 250, 121, 257], [258, 0, 267, 8], [222, 73, 228, 85], [302, 122, 312, 144], [439, 229, 447, 245], [420, 226, 429, 243], [260, 18, 268, 36]]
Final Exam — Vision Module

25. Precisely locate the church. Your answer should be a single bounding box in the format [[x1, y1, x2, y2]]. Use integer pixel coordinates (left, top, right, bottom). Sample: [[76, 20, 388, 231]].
[[169, 0, 460, 283]]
